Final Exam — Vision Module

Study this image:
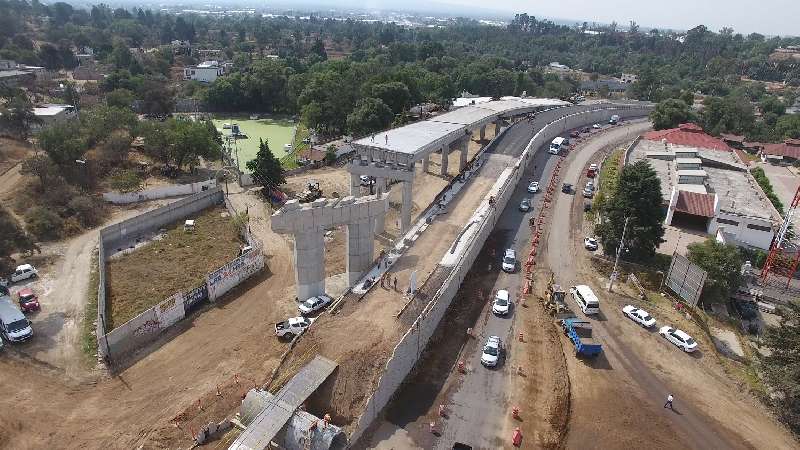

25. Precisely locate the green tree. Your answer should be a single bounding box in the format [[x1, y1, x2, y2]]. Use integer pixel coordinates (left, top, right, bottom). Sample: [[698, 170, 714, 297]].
[[775, 114, 800, 140], [346, 97, 393, 135], [650, 98, 693, 130], [595, 160, 665, 262], [170, 119, 222, 169], [246, 139, 285, 191], [761, 302, 800, 434], [108, 169, 143, 193], [20, 154, 56, 191], [106, 88, 135, 109], [0, 93, 40, 138], [324, 144, 337, 165], [63, 81, 80, 111], [24, 206, 64, 241], [37, 122, 87, 167], [0, 206, 37, 274], [370, 82, 410, 114], [686, 239, 743, 305]]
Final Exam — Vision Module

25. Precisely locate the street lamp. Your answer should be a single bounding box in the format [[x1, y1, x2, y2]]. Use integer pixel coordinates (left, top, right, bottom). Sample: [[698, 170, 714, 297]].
[[608, 216, 630, 292]]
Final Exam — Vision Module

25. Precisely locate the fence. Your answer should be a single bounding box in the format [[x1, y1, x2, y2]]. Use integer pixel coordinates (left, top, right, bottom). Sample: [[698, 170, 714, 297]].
[[102, 179, 217, 204], [96, 186, 266, 361], [348, 104, 654, 444]]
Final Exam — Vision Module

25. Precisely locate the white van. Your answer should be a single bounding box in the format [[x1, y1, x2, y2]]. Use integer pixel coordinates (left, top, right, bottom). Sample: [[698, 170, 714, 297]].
[[571, 285, 600, 315], [0, 296, 33, 342], [549, 137, 566, 155]]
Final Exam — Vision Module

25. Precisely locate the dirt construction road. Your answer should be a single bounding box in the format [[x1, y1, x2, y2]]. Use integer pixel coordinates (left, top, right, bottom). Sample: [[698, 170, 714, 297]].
[[544, 122, 797, 449]]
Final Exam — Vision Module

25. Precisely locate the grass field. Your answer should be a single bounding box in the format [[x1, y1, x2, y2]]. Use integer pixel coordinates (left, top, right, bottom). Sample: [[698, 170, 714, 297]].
[[105, 206, 243, 329], [212, 116, 296, 171]]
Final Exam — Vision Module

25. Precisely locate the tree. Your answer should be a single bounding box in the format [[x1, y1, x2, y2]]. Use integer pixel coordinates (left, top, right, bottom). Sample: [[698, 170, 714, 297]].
[[650, 98, 693, 130], [346, 97, 393, 135], [246, 139, 285, 191], [108, 169, 143, 193], [100, 129, 133, 163], [20, 154, 56, 191], [24, 206, 64, 241], [370, 82, 410, 114], [63, 81, 80, 111], [0, 206, 37, 274], [595, 160, 665, 262], [775, 114, 800, 140], [169, 119, 221, 169], [324, 144, 337, 165], [37, 122, 86, 167], [139, 79, 174, 116], [106, 88, 135, 109], [0, 93, 40, 138], [761, 302, 800, 434], [686, 239, 742, 305]]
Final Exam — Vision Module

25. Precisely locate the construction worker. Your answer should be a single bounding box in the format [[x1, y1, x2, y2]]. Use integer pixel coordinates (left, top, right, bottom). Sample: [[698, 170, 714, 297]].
[[664, 394, 674, 410], [393, 276, 398, 291]]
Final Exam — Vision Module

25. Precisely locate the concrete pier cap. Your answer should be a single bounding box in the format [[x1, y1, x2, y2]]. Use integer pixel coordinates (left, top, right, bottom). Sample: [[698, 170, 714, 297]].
[[272, 194, 390, 300]]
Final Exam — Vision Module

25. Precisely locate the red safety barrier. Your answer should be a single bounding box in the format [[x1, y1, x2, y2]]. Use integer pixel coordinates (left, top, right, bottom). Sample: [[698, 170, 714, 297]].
[[439, 404, 446, 417], [518, 333, 524, 343], [513, 406, 521, 419], [512, 428, 523, 446], [522, 283, 530, 295], [458, 361, 465, 373], [526, 255, 535, 265]]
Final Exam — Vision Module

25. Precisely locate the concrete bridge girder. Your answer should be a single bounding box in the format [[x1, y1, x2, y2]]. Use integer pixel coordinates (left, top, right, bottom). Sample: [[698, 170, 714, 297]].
[[271, 195, 390, 300], [348, 161, 415, 234]]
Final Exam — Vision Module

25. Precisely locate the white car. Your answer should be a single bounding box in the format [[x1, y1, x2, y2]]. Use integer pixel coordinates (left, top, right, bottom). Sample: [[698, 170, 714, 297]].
[[501, 249, 516, 272], [592, 123, 601, 129], [527, 181, 539, 193], [622, 305, 657, 328], [584, 237, 598, 251], [659, 326, 698, 352], [481, 335, 502, 367], [298, 294, 333, 315], [10, 264, 37, 283], [492, 289, 511, 315]]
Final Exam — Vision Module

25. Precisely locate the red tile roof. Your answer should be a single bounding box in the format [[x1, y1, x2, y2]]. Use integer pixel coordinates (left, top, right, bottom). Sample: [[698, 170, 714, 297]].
[[643, 123, 732, 152], [674, 191, 716, 218], [761, 140, 800, 159]]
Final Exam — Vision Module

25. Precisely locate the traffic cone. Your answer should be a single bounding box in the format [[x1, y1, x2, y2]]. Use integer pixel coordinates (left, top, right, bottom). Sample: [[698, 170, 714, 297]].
[[518, 332, 524, 342], [512, 406, 520, 419], [458, 360, 465, 373], [512, 427, 523, 446]]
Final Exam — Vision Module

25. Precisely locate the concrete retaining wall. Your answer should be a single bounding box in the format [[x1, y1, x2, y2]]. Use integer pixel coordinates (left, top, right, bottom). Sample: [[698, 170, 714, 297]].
[[348, 104, 653, 444], [96, 238, 110, 358], [100, 187, 224, 255], [102, 180, 217, 204]]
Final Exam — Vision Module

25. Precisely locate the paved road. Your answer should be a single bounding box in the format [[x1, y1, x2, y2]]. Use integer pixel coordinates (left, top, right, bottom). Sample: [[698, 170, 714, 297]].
[[545, 122, 745, 450]]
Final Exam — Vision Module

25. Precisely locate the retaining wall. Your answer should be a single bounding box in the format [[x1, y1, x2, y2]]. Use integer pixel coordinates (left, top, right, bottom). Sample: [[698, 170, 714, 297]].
[[348, 104, 653, 444], [96, 186, 265, 361], [102, 179, 217, 204]]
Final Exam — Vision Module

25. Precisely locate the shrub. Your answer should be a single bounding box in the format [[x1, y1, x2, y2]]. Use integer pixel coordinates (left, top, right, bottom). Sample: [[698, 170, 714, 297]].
[[24, 207, 64, 240], [108, 169, 143, 193], [68, 196, 104, 227]]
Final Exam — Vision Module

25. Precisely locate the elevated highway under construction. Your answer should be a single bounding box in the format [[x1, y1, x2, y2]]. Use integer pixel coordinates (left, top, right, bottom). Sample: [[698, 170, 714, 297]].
[[262, 100, 654, 446]]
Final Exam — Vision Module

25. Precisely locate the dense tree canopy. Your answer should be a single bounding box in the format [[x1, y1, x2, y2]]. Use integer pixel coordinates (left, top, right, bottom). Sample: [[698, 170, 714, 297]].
[[246, 139, 285, 191], [686, 239, 743, 305], [651, 98, 693, 130], [762, 302, 800, 434]]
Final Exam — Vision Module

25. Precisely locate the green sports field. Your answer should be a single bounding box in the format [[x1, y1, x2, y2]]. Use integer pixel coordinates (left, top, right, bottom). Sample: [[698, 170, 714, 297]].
[[212, 116, 296, 171]]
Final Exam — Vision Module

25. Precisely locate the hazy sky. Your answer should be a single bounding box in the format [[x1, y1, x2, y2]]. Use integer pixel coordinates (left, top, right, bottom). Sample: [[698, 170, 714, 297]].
[[434, 0, 797, 36]]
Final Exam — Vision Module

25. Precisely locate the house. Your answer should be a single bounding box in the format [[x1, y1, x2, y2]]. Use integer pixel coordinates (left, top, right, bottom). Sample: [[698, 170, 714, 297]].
[[184, 61, 224, 83], [579, 79, 629, 95], [629, 124, 781, 250], [620, 73, 638, 84], [548, 62, 570, 71], [32, 104, 77, 130], [761, 139, 800, 164]]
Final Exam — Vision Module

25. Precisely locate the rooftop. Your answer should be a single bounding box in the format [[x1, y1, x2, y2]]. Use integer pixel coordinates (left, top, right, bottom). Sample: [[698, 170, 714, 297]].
[[761, 140, 800, 160], [643, 123, 732, 152], [33, 104, 74, 116], [674, 191, 715, 218], [629, 139, 779, 222]]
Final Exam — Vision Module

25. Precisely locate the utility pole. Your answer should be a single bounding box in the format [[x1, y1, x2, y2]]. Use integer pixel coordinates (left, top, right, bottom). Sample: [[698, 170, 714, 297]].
[[608, 216, 630, 292]]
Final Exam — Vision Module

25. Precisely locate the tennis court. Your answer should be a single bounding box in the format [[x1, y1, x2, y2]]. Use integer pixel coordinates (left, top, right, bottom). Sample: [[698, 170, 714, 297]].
[[212, 116, 296, 171]]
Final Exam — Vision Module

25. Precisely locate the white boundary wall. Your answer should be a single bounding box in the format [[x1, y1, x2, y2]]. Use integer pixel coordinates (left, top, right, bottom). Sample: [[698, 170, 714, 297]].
[[102, 179, 217, 204], [348, 104, 653, 444], [206, 246, 265, 300]]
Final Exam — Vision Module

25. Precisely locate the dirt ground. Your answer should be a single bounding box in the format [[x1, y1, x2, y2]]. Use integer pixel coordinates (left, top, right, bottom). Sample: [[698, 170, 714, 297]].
[[0, 137, 31, 175], [105, 205, 242, 329]]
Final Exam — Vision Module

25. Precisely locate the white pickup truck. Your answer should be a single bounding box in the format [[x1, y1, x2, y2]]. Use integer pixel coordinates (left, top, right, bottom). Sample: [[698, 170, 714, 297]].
[[275, 317, 315, 338]]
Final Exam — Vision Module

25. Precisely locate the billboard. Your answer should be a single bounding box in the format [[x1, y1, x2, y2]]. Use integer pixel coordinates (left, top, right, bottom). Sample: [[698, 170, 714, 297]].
[[665, 253, 707, 306]]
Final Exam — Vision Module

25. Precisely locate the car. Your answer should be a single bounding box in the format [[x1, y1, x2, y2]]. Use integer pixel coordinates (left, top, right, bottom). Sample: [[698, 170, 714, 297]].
[[561, 183, 572, 194], [582, 187, 594, 198], [492, 289, 512, 315], [275, 316, 315, 338], [584, 201, 592, 212], [481, 335, 502, 367], [622, 305, 656, 328], [570, 130, 580, 138], [659, 326, 698, 352], [581, 127, 591, 133], [519, 198, 532, 212], [527, 181, 539, 193], [586, 163, 598, 178], [592, 123, 602, 129], [9, 264, 37, 283], [298, 294, 333, 315], [17, 288, 40, 313], [584, 237, 598, 251], [501, 249, 516, 273], [359, 175, 374, 186]]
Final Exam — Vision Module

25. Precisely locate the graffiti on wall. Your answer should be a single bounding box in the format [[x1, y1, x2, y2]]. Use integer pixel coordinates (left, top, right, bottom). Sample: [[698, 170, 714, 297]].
[[156, 292, 186, 328], [206, 245, 265, 300], [133, 319, 160, 337]]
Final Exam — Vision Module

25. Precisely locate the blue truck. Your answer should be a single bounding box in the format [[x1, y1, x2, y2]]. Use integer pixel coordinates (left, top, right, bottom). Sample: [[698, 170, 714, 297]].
[[561, 318, 603, 357]]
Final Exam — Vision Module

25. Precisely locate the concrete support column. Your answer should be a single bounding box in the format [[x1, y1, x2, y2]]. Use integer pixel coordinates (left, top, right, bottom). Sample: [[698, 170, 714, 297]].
[[350, 173, 361, 197], [347, 219, 375, 285], [294, 231, 325, 301], [494, 120, 501, 136], [440, 147, 449, 176], [422, 154, 430, 173], [400, 180, 413, 234], [459, 138, 468, 172], [479, 125, 486, 141], [374, 178, 386, 235]]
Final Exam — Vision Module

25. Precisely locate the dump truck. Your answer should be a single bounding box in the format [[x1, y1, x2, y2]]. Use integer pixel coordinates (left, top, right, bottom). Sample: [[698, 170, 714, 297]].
[[561, 318, 602, 357]]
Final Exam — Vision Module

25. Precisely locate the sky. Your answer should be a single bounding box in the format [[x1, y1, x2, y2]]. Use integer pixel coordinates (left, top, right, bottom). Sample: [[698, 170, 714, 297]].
[[430, 0, 797, 36]]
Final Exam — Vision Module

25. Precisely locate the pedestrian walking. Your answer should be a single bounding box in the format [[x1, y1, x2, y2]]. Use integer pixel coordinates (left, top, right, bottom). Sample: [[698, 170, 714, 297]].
[[664, 394, 674, 409], [393, 276, 398, 291]]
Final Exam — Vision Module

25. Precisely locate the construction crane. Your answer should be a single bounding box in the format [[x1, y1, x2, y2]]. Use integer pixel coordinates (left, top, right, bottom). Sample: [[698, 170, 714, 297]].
[[761, 184, 800, 288]]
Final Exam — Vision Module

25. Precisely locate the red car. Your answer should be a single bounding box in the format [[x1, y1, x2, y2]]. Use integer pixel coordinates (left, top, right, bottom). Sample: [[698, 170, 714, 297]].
[[17, 288, 40, 313]]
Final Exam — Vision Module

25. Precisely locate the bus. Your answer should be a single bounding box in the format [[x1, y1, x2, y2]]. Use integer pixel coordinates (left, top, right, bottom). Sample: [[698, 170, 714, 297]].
[[549, 137, 566, 155]]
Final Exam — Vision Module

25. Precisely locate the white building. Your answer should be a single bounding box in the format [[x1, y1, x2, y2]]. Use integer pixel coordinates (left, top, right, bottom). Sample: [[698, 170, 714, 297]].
[[184, 60, 224, 83], [548, 62, 570, 71], [32, 104, 77, 130]]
